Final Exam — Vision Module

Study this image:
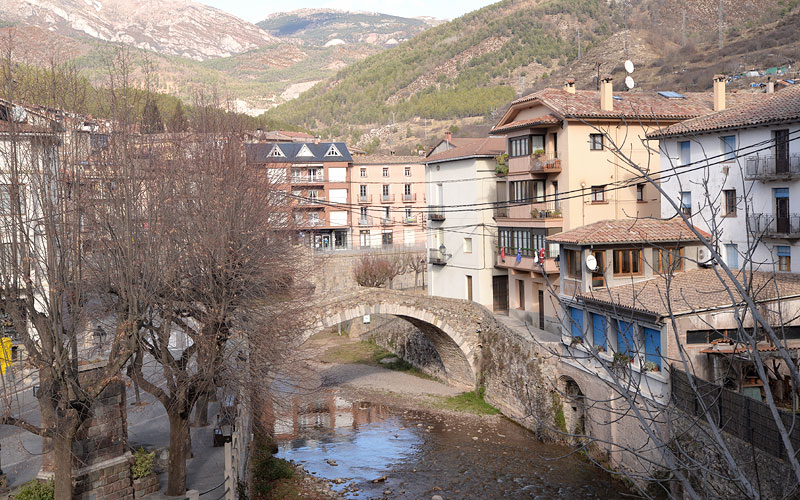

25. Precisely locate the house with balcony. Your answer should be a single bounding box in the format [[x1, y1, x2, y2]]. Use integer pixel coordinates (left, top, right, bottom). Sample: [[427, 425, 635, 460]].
[[425, 136, 506, 309], [651, 82, 800, 272], [351, 155, 426, 249], [490, 76, 762, 333], [245, 141, 353, 250]]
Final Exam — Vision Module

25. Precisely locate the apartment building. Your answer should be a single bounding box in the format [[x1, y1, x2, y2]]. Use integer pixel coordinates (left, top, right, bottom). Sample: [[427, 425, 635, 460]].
[[245, 141, 353, 250], [489, 77, 761, 333], [351, 155, 426, 249], [425, 137, 506, 309], [651, 81, 800, 272]]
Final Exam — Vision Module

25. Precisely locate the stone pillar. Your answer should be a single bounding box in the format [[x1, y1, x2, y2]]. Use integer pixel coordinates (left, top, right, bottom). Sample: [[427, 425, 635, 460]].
[[39, 362, 133, 500]]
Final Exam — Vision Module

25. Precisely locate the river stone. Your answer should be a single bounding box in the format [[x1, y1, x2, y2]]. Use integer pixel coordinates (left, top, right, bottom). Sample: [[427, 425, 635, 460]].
[[431, 496, 444, 500]]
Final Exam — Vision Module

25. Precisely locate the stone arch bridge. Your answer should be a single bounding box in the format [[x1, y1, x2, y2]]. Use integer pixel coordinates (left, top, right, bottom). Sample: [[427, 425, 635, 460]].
[[305, 288, 507, 389]]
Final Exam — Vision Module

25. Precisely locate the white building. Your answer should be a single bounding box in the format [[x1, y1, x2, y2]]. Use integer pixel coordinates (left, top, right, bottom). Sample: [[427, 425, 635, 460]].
[[425, 137, 506, 309], [653, 81, 798, 272]]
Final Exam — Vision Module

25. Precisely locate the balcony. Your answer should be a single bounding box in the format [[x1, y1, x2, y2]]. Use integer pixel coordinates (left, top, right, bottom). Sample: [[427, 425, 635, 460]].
[[298, 217, 327, 228], [429, 206, 445, 222], [297, 196, 326, 206], [749, 213, 800, 239], [530, 153, 562, 174], [495, 247, 560, 274], [291, 175, 325, 185], [745, 155, 800, 182], [494, 206, 509, 219], [429, 248, 447, 266], [358, 194, 372, 204], [403, 216, 417, 225], [402, 193, 417, 203], [380, 194, 396, 203], [359, 216, 373, 226], [495, 201, 563, 227]]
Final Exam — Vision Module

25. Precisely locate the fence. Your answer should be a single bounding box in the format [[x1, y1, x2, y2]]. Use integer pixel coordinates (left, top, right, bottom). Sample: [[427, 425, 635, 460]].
[[671, 367, 800, 460]]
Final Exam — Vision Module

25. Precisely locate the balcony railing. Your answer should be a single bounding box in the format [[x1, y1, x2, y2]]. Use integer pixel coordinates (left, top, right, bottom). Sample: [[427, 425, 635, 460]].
[[428, 206, 445, 221], [403, 216, 416, 224], [291, 175, 325, 184], [494, 206, 509, 218], [749, 213, 800, 239], [402, 193, 417, 202], [530, 152, 562, 173], [381, 217, 393, 225], [359, 216, 373, 226], [495, 245, 560, 274], [298, 217, 327, 228], [530, 201, 563, 219], [297, 196, 326, 205], [745, 155, 800, 181], [429, 248, 447, 266], [358, 194, 372, 204], [381, 194, 396, 203]]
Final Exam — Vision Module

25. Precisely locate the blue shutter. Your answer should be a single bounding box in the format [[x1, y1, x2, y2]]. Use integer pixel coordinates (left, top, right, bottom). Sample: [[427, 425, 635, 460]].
[[775, 188, 790, 199], [778, 246, 791, 257], [617, 320, 636, 356], [592, 313, 607, 349], [643, 327, 662, 369], [680, 141, 691, 165], [726, 244, 739, 269], [570, 307, 584, 339]]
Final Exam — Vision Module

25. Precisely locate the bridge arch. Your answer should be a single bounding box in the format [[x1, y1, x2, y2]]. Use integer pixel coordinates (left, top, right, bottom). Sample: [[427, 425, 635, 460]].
[[305, 290, 484, 389]]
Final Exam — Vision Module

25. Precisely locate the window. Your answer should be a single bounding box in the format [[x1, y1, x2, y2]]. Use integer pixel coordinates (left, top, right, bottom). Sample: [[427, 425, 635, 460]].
[[679, 141, 691, 166], [778, 246, 791, 272], [591, 251, 605, 288], [308, 212, 320, 224], [617, 320, 636, 356], [510, 181, 529, 202], [643, 327, 661, 370], [657, 248, 684, 273], [405, 208, 412, 220], [359, 185, 367, 197], [517, 280, 525, 310], [723, 189, 736, 216], [636, 183, 645, 202], [382, 229, 393, 247], [591, 313, 607, 350], [591, 185, 606, 203], [360, 206, 368, 221], [360, 230, 370, 247], [726, 244, 739, 270], [383, 206, 390, 219], [680, 191, 692, 216], [613, 249, 642, 276], [308, 189, 319, 202], [509, 136, 530, 157], [687, 328, 742, 344], [566, 249, 582, 279], [404, 184, 411, 195], [722, 135, 736, 162], [498, 227, 552, 258], [382, 184, 389, 196], [464, 237, 473, 254], [360, 168, 367, 177], [382, 167, 389, 177], [466, 275, 473, 301], [569, 307, 584, 340], [404, 167, 411, 177], [589, 134, 604, 151]]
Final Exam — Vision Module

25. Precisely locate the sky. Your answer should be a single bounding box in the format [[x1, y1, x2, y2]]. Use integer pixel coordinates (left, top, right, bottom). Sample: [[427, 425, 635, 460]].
[[197, 0, 497, 23]]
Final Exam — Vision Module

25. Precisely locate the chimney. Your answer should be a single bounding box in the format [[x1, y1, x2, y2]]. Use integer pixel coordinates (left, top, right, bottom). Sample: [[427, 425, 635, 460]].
[[444, 131, 452, 143], [767, 78, 775, 94], [600, 76, 613, 112], [564, 78, 576, 94], [314, 135, 320, 144], [713, 75, 726, 112]]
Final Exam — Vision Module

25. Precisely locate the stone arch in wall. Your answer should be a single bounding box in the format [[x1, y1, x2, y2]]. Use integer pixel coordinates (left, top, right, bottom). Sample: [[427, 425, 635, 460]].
[[305, 299, 479, 389], [557, 375, 587, 439]]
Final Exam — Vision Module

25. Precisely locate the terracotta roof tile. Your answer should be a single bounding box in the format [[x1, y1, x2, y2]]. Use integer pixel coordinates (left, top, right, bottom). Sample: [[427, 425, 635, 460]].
[[548, 218, 710, 245], [490, 114, 561, 134], [578, 268, 800, 317], [426, 137, 506, 163], [650, 85, 800, 138]]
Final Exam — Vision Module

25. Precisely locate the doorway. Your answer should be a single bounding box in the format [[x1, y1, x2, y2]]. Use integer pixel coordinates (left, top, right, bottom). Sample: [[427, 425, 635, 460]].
[[538, 290, 545, 329], [466, 275, 473, 302], [775, 129, 790, 174], [492, 275, 508, 312]]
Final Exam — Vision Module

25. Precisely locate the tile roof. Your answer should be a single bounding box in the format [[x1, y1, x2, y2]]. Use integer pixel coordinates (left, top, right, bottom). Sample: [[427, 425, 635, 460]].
[[503, 88, 761, 122], [245, 142, 353, 163], [276, 130, 315, 139], [578, 268, 800, 317], [490, 114, 561, 134], [352, 155, 425, 165], [548, 218, 710, 245], [650, 85, 800, 138], [425, 137, 506, 163]]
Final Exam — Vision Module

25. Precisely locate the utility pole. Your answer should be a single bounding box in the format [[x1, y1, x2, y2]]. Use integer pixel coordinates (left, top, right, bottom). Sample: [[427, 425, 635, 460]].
[[718, 0, 723, 49]]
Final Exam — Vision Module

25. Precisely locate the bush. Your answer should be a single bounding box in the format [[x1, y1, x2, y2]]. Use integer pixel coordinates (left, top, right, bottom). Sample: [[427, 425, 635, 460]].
[[14, 480, 54, 500], [251, 441, 294, 498], [132, 447, 155, 480]]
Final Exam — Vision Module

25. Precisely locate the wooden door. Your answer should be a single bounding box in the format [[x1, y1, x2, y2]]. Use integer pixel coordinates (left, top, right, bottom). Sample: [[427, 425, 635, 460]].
[[776, 130, 790, 174], [466, 275, 473, 302], [492, 275, 508, 312], [777, 197, 790, 233], [538, 290, 545, 329]]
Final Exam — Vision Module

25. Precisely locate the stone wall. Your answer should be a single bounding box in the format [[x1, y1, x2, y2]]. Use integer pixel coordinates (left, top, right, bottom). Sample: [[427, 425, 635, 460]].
[[308, 249, 426, 294]]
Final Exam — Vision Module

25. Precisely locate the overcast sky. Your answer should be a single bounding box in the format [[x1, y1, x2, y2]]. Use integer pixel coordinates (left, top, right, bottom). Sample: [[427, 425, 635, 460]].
[[197, 0, 497, 23]]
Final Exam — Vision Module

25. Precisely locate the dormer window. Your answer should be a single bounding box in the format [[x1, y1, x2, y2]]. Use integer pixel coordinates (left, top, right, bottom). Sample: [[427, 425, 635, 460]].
[[591, 250, 605, 288], [657, 248, 684, 274], [269, 145, 286, 158], [565, 249, 582, 279], [613, 249, 642, 276], [325, 144, 343, 157], [297, 144, 314, 157]]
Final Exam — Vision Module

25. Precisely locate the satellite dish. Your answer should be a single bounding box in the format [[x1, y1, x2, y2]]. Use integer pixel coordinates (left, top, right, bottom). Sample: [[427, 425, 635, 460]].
[[625, 76, 635, 90], [585, 254, 598, 272], [624, 60, 635, 73]]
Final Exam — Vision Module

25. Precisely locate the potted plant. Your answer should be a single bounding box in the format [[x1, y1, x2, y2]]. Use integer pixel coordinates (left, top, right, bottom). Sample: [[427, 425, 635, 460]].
[[531, 208, 540, 218], [612, 352, 632, 367], [132, 448, 159, 499], [533, 148, 545, 158], [642, 361, 660, 372], [570, 336, 583, 346]]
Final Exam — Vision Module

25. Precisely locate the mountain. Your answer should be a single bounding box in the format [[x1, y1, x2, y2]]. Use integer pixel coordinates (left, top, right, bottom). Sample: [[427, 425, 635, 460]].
[[257, 9, 436, 48], [265, 0, 800, 152], [0, 0, 277, 60]]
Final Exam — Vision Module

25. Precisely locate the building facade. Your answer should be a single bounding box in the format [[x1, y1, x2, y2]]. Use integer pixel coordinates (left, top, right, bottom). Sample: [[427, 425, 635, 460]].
[[490, 77, 762, 333], [351, 155, 426, 249], [425, 137, 506, 309], [653, 82, 800, 273]]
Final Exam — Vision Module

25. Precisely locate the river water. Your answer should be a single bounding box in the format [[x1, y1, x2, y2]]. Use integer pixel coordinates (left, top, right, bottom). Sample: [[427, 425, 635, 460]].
[[275, 390, 629, 499]]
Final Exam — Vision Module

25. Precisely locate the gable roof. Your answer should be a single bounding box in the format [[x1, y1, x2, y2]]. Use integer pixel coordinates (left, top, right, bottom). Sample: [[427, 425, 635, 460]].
[[547, 218, 710, 245], [492, 88, 763, 133], [426, 137, 506, 164], [246, 142, 353, 163], [578, 268, 800, 317], [352, 155, 425, 165], [649, 85, 800, 138]]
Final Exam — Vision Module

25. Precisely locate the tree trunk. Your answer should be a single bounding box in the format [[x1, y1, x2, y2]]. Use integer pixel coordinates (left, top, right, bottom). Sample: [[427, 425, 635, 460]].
[[167, 410, 190, 496], [53, 427, 75, 500], [193, 391, 209, 427]]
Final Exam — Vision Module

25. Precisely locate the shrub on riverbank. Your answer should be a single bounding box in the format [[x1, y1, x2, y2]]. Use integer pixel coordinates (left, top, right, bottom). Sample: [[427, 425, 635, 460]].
[[437, 388, 499, 415], [251, 441, 295, 499]]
